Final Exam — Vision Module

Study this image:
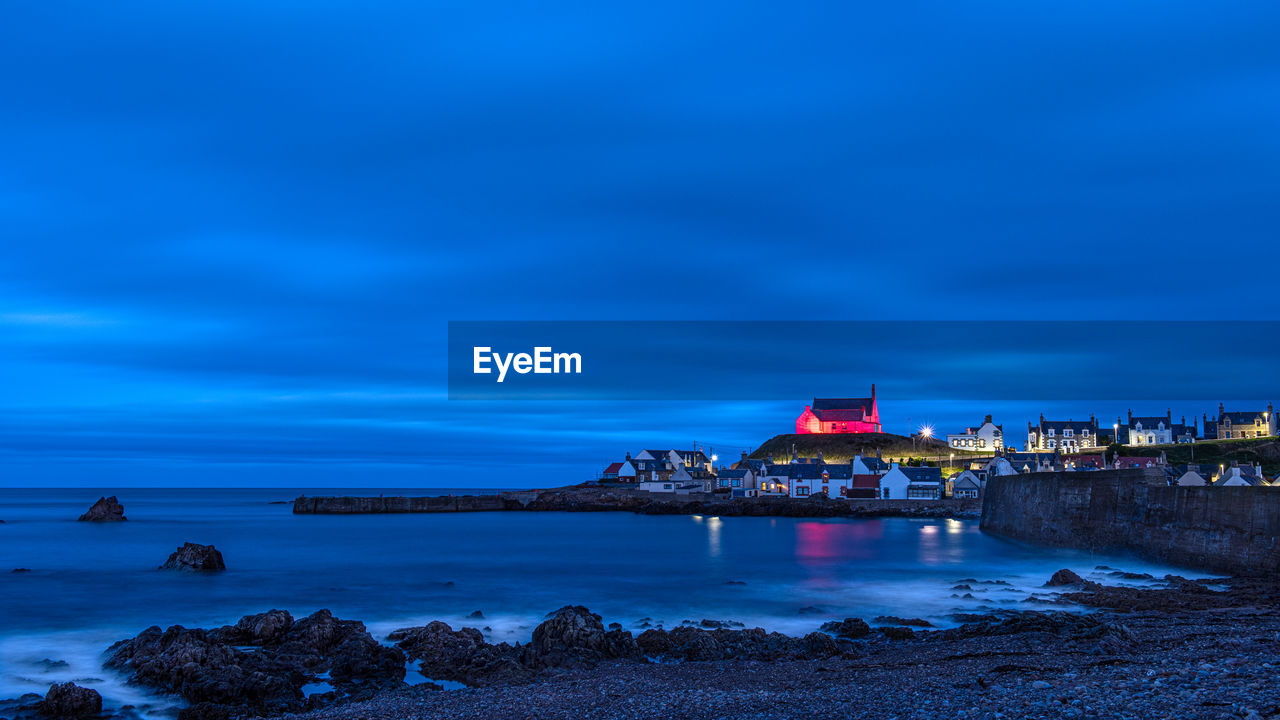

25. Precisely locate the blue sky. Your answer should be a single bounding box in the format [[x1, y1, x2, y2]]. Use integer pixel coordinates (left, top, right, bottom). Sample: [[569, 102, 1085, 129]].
[[2, 1, 1279, 486]]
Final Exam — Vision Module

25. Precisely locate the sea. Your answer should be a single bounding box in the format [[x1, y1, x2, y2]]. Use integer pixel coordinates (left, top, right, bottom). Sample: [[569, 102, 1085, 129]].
[[0, 487, 1215, 716]]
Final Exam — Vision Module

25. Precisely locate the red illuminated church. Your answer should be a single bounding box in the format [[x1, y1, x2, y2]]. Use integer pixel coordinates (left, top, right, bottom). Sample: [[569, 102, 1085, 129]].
[[795, 385, 882, 434]]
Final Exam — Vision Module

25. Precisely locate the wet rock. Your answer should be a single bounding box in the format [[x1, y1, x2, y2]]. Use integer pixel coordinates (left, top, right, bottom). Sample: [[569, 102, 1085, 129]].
[[12, 568, 32, 573], [1046, 568, 1084, 586], [1109, 570, 1154, 580], [35, 659, 70, 672], [525, 606, 643, 668], [39, 682, 101, 718], [77, 496, 126, 522], [159, 543, 226, 571], [873, 616, 933, 628], [106, 609, 405, 717], [468, 610, 485, 619], [878, 626, 914, 640], [821, 618, 871, 639]]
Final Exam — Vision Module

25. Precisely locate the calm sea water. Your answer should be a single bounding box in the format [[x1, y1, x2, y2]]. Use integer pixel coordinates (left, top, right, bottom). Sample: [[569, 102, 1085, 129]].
[[0, 487, 1210, 715]]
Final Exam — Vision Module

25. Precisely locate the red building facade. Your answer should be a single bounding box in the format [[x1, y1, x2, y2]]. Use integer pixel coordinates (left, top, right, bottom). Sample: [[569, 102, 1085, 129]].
[[796, 385, 882, 434]]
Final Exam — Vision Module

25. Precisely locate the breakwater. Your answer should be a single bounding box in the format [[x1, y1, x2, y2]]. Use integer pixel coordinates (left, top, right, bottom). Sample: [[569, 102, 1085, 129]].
[[292, 487, 981, 519], [980, 468, 1280, 576]]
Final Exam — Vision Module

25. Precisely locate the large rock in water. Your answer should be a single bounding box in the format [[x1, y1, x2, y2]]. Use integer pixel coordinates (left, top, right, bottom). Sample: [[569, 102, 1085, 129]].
[[77, 496, 126, 522], [160, 543, 226, 571], [39, 682, 102, 718]]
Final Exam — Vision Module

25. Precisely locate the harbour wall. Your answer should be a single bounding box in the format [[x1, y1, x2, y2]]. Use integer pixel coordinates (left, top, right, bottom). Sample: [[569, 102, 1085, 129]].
[[980, 469, 1280, 575]]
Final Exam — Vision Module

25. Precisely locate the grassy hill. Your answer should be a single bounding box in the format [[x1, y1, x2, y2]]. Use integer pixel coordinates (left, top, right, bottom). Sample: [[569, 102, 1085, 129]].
[[748, 432, 987, 465], [1114, 436, 1280, 476]]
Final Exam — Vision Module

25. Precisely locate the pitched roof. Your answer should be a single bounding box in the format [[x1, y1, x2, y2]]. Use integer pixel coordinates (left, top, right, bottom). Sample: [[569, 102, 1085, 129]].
[[812, 397, 874, 412], [1221, 411, 1268, 424], [717, 468, 750, 479], [856, 456, 889, 472], [812, 408, 867, 422], [603, 462, 624, 474], [894, 466, 942, 483]]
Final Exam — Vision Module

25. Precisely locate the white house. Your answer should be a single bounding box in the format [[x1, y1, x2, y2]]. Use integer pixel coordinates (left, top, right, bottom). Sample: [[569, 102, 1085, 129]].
[[951, 469, 983, 498], [1175, 464, 1216, 487], [947, 415, 1004, 452], [878, 464, 943, 499], [637, 480, 706, 494], [852, 455, 890, 476], [1214, 462, 1268, 487]]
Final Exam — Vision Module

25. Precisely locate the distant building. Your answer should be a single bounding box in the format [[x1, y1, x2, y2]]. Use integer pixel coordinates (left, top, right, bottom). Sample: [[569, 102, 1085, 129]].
[[947, 415, 1004, 452], [952, 470, 983, 499], [795, 386, 882, 434], [630, 448, 713, 483], [880, 464, 943, 499], [1027, 415, 1099, 452], [988, 452, 1059, 476], [1061, 454, 1106, 471], [1118, 410, 1197, 446], [852, 454, 890, 476], [1174, 464, 1217, 487], [1113, 452, 1167, 469], [601, 462, 625, 481], [1206, 403, 1276, 440], [1214, 461, 1268, 486], [716, 467, 756, 492]]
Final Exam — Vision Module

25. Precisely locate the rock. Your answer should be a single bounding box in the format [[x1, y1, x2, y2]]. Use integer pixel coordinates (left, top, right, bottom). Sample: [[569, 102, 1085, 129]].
[[35, 659, 70, 672], [1030, 680, 1051, 689], [160, 543, 226, 571], [106, 609, 405, 717], [467, 610, 485, 619], [873, 616, 933, 628], [39, 682, 101, 718], [878, 626, 915, 640], [77, 496, 126, 522], [1046, 568, 1084, 586], [821, 618, 871, 639], [13, 568, 32, 573], [524, 606, 642, 668]]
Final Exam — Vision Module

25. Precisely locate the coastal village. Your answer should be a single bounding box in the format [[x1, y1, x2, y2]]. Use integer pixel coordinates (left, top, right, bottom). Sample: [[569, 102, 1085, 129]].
[[598, 385, 1280, 500]]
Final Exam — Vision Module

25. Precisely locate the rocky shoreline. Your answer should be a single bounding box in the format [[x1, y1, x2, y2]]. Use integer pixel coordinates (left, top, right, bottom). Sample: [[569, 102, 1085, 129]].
[[5, 574, 1278, 720], [293, 486, 982, 520]]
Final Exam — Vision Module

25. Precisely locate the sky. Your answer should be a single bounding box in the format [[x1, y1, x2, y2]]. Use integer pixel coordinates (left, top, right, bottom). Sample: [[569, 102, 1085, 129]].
[[2, 1, 1279, 487]]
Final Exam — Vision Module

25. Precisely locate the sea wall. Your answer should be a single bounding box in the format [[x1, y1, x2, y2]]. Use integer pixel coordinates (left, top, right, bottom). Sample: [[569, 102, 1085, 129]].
[[981, 469, 1280, 575], [293, 488, 981, 519]]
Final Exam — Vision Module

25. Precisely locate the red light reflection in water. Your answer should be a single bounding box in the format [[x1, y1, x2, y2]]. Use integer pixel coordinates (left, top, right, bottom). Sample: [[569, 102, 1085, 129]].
[[795, 520, 884, 562]]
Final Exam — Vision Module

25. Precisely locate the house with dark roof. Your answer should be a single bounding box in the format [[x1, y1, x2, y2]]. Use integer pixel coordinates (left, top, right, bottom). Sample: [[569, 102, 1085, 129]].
[[879, 464, 944, 499], [715, 467, 756, 492], [1118, 410, 1197, 446], [795, 385, 882, 434], [947, 415, 1004, 451], [952, 470, 982, 498], [1027, 415, 1099, 452], [1114, 452, 1167, 470], [1214, 461, 1269, 487], [852, 454, 890, 475], [1207, 403, 1276, 440]]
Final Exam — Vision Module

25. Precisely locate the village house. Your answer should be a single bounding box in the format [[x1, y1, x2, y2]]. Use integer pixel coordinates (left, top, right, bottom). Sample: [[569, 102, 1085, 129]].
[[947, 415, 1004, 452], [795, 385, 882, 434], [1174, 463, 1219, 486], [1206, 403, 1276, 440], [852, 454, 890, 475], [879, 464, 944, 499], [1113, 452, 1167, 470], [601, 462, 626, 481], [1027, 415, 1100, 452], [1214, 461, 1269, 486], [1116, 410, 1197, 446], [951, 469, 983, 498], [987, 452, 1058, 476], [1061, 453, 1106, 471], [715, 467, 756, 493]]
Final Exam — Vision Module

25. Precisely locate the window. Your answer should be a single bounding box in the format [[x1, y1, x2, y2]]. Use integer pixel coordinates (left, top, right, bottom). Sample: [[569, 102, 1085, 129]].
[[1048, 428, 1055, 436], [1064, 429, 1073, 438], [1048, 440, 1057, 449]]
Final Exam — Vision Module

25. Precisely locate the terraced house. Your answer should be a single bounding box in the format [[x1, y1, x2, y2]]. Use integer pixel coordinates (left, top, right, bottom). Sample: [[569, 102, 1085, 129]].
[[1205, 403, 1276, 440], [1026, 415, 1100, 452]]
